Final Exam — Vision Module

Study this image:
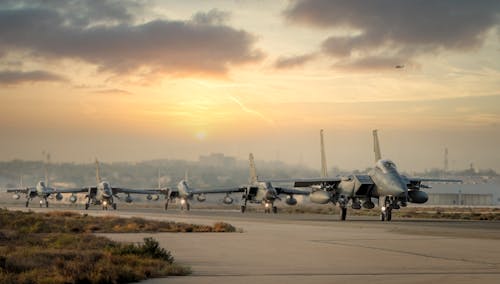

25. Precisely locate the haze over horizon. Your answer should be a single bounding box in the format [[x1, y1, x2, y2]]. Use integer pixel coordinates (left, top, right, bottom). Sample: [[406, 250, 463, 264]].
[[1, 0, 499, 172]]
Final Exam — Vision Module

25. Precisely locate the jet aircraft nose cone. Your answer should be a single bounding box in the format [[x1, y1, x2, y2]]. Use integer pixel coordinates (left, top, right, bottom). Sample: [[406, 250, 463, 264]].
[[389, 181, 408, 197], [103, 189, 112, 198], [265, 190, 277, 200]]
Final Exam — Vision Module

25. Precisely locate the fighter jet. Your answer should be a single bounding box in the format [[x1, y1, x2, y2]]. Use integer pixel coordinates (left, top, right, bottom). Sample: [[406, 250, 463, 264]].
[[7, 178, 66, 208], [5, 152, 75, 207], [162, 173, 241, 211], [284, 130, 461, 221], [239, 153, 309, 213], [62, 159, 164, 210]]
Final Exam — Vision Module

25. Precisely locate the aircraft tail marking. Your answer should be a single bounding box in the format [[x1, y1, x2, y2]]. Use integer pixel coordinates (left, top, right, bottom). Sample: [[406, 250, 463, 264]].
[[43, 151, 50, 187], [320, 129, 328, 178], [95, 158, 102, 184], [249, 153, 258, 184], [373, 129, 382, 162]]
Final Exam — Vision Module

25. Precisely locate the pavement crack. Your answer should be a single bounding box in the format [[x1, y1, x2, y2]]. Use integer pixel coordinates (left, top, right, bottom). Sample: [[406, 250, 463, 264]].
[[311, 239, 499, 267]]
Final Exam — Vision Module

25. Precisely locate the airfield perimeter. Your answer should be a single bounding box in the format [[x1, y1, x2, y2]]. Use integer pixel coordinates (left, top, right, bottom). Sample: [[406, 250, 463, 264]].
[[7, 206, 500, 284]]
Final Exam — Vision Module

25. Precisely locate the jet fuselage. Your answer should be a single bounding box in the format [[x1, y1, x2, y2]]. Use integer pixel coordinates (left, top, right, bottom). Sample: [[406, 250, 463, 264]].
[[369, 159, 408, 200], [255, 181, 279, 203], [94, 181, 114, 205]]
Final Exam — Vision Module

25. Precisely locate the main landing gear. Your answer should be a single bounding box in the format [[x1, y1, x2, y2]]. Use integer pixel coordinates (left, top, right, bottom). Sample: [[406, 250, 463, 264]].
[[39, 199, 49, 208], [380, 196, 394, 222], [340, 207, 347, 221], [180, 200, 190, 211], [264, 202, 277, 214], [240, 193, 248, 213], [380, 207, 392, 221]]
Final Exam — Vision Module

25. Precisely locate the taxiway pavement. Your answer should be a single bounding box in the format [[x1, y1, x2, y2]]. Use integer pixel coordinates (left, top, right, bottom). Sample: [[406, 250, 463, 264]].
[[6, 206, 500, 284]]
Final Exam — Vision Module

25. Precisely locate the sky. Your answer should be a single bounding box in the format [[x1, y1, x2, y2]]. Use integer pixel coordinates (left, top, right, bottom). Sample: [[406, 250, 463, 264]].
[[0, 0, 500, 172]]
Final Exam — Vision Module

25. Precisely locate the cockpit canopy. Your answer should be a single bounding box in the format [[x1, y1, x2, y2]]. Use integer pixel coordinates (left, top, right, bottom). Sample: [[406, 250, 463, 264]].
[[260, 181, 272, 189], [376, 159, 398, 173]]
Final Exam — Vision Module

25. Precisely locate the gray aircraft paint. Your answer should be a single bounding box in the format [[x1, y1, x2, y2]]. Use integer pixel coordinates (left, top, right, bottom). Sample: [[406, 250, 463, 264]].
[[58, 159, 164, 210], [5, 153, 70, 207], [162, 173, 242, 211], [289, 129, 460, 221], [240, 153, 308, 213]]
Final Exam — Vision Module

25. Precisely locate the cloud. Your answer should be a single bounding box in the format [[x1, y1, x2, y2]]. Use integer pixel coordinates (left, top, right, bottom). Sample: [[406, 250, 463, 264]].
[[333, 56, 415, 71], [191, 9, 230, 25], [91, 88, 133, 96], [0, 70, 66, 85], [0, 2, 263, 78], [285, 0, 500, 70], [274, 53, 316, 69], [1, 0, 138, 27], [227, 95, 275, 125]]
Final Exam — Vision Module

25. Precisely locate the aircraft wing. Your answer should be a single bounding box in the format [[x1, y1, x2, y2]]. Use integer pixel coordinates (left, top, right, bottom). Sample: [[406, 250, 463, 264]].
[[281, 177, 342, 188], [190, 187, 245, 195], [5, 187, 33, 193], [112, 187, 167, 195], [275, 187, 310, 196], [402, 176, 462, 189], [54, 187, 89, 194], [405, 177, 462, 183]]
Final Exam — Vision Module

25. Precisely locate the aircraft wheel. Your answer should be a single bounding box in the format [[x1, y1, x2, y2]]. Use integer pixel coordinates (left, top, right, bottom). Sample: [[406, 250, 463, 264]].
[[25, 201, 29, 208], [85, 204, 89, 210], [186, 203, 190, 211], [46, 201, 49, 208], [380, 212, 385, 221], [112, 203, 117, 210], [340, 207, 347, 221], [272, 206, 278, 214], [241, 205, 246, 213], [386, 210, 392, 221]]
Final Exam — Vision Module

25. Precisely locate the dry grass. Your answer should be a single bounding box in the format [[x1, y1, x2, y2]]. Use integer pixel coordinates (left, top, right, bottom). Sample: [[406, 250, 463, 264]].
[[273, 204, 500, 220], [395, 206, 500, 220], [0, 209, 236, 233], [0, 208, 239, 283]]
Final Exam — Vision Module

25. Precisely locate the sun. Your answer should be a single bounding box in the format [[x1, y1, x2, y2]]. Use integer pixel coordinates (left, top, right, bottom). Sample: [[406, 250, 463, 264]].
[[195, 131, 207, 141]]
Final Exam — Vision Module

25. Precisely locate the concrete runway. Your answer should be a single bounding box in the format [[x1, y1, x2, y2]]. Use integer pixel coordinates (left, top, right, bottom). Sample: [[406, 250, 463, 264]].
[[6, 206, 500, 283]]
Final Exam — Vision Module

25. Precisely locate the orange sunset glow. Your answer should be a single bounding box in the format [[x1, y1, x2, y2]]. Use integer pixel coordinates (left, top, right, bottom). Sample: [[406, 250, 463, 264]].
[[0, 0, 499, 171]]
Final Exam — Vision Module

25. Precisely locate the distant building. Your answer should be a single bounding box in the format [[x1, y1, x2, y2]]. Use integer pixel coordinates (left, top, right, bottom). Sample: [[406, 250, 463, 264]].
[[427, 193, 493, 206], [428, 183, 499, 205], [198, 153, 236, 168]]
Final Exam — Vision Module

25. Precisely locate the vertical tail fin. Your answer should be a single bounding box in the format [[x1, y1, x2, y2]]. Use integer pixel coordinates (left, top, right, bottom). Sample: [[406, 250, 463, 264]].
[[248, 153, 258, 184], [373, 129, 382, 162], [95, 158, 102, 184], [158, 169, 161, 189], [43, 151, 50, 187], [320, 129, 328, 178]]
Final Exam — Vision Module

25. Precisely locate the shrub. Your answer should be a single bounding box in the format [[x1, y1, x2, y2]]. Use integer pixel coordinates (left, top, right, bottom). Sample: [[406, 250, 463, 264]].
[[0, 209, 194, 283], [113, 237, 174, 263], [213, 222, 236, 232]]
